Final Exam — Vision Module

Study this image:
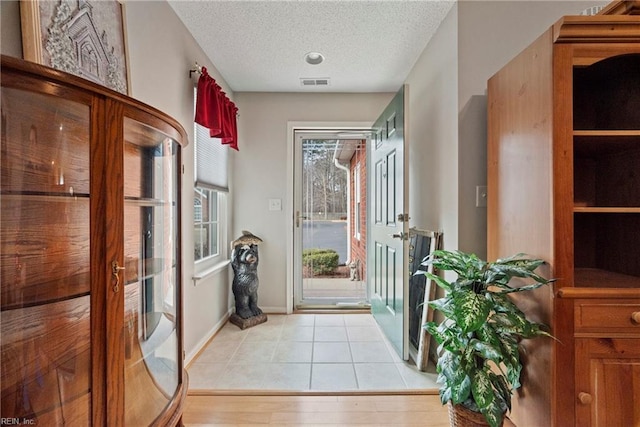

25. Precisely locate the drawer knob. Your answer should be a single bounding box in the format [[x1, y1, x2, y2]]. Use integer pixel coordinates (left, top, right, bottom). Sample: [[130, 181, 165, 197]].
[[578, 392, 592, 405], [632, 312, 640, 325]]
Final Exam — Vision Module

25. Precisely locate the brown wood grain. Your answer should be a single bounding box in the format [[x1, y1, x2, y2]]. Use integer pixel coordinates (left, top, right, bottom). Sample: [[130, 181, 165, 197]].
[[490, 11, 640, 427], [1, 196, 90, 307], [599, 0, 640, 16], [0, 296, 90, 420], [574, 268, 640, 289], [554, 16, 640, 43], [1, 54, 187, 427], [183, 394, 451, 426], [0, 87, 90, 194], [575, 337, 640, 426], [575, 300, 640, 330], [488, 26, 556, 427], [104, 98, 126, 426]]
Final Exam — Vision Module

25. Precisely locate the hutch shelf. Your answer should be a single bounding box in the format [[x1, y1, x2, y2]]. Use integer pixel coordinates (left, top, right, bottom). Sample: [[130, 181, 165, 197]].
[[488, 2, 640, 426], [1, 55, 188, 426]]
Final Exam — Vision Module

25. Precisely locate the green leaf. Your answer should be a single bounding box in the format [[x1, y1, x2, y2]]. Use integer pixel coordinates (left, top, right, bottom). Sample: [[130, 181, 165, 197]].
[[421, 271, 452, 292], [423, 250, 486, 281], [496, 334, 520, 378], [428, 296, 455, 319], [528, 323, 556, 340], [481, 399, 506, 427], [424, 321, 446, 344], [487, 293, 520, 313], [470, 339, 502, 362], [450, 372, 472, 404], [490, 372, 513, 412], [506, 362, 522, 389], [471, 369, 495, 409], [453, 291, 490, 333], [492, 311, 530, 336], [437, 352, 458, 382], [476, 323, 503, 354], [426, 321, 466, 354], [439, 387, 452, 405], [494, 282, 548, 294]]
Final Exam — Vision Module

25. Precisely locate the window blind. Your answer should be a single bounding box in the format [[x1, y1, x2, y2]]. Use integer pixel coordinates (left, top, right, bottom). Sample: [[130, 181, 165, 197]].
[[195, 122, 228, 191]]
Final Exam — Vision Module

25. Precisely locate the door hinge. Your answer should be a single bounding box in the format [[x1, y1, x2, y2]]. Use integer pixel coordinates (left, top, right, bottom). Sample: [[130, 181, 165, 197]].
[[397, 213, 410, 222]]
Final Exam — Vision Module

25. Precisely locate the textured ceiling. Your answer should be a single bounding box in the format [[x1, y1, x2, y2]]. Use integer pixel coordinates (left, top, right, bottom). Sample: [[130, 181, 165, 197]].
[[168, 0, 455, 93]]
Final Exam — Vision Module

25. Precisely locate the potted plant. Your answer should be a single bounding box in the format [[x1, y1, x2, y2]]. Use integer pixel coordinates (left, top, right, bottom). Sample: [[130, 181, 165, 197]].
[[418, 250, 554, 427]]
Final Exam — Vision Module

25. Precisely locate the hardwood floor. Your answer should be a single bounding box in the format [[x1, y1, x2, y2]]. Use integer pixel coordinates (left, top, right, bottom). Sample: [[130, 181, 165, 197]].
[[182, 393, 451, 426]]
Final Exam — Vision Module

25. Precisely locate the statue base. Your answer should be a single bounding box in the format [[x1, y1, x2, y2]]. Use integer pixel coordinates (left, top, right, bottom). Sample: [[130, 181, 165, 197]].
[[229, 313, 268, 330]]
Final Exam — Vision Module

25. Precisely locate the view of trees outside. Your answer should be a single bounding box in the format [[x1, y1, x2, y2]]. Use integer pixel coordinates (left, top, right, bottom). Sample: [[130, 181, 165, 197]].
[[302, 139, 348, 220]]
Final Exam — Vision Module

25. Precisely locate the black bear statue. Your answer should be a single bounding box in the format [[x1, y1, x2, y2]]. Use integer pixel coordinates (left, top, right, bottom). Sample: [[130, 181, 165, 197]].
[[230, 231, 267, 329]]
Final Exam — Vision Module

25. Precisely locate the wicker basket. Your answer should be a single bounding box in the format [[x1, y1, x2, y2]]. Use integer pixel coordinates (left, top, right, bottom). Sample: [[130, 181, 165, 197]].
[[447, 402, 504, 427]]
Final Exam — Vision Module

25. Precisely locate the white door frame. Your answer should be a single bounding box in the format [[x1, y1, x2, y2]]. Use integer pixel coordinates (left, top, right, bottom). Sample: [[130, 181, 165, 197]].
[[285, 121, 373, 314]]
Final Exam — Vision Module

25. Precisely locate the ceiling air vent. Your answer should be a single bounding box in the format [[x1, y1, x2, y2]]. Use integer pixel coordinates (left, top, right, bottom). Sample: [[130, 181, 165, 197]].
[[300, 78, 330, 87]]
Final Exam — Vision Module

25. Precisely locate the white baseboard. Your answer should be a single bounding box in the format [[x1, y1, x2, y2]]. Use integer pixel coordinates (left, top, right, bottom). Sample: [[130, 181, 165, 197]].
[[261, 306, 287, 314]]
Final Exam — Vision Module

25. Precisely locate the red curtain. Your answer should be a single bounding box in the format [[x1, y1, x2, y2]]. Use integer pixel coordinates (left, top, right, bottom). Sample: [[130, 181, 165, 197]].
[[194, 66, 239, 150]]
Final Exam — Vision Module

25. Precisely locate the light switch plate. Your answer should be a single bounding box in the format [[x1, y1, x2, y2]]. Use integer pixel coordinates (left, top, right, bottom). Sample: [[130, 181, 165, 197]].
[[476, 186, 487, 208], [268, 198, 282, 211]]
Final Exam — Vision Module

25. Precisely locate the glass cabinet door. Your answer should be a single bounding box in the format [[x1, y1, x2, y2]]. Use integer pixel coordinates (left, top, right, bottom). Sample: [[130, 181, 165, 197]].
[[122, 116, 180, 425], [1, 87, 92, 425]]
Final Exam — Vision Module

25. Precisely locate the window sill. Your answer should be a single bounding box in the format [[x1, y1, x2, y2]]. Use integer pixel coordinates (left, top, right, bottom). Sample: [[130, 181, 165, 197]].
[[192, 259, 231, 284]]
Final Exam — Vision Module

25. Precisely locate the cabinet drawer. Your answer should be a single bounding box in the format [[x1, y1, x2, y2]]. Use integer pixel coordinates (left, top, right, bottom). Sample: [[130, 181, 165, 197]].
[[575, 301, 640, 333]]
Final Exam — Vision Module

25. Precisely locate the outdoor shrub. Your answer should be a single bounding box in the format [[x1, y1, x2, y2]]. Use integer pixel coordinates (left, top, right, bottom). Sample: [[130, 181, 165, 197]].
[[302, 248, 339, 275]]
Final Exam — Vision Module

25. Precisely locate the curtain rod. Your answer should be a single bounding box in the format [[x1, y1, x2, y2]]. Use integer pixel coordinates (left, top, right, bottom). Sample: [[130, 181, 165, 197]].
[[189, 61, 202, 78], [191, 61, 240, 118]]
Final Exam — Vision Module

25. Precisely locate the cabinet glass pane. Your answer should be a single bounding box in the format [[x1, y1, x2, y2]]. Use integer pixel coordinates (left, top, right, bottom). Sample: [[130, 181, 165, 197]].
[[1, 88, 91, 424], [123, 117, 179, 426]]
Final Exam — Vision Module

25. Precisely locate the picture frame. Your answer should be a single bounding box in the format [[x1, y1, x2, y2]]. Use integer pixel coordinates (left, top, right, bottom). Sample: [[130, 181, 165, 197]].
[[408, 228, 442, 372], [20, 0, 130, 95]]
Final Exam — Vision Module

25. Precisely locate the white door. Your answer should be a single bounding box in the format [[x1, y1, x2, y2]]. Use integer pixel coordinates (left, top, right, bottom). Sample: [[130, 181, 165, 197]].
[[368, 86, 409, 359]]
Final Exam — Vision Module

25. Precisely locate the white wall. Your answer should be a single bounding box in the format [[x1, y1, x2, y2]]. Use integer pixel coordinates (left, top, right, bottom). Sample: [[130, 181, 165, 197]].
[[123, 1, 237, 363], [0, 1, 22, 58], [405, 4, 459, 251], [233, 92, 393, 312], [456, 0, 609, 259]]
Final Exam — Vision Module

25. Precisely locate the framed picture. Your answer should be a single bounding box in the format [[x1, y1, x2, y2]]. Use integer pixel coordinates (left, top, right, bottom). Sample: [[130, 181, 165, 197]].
[[20, 0, 129, 95], [408, 228, 442, 372]]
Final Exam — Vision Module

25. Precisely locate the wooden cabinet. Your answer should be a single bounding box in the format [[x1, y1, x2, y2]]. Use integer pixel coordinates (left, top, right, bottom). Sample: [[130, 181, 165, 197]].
[[575, 337, 640, 426], [488, 2, 640, 426], [574, 299, 640, 426], [0, 55, 188, 426]]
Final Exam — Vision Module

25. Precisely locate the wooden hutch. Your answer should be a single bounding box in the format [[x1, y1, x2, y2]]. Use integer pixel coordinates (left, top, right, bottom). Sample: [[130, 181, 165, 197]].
[[1, 55, 188, 425], [488, 1, 640, 426]]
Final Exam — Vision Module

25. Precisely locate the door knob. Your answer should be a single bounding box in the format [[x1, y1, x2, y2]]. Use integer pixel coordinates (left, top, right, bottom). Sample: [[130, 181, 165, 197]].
[[631, 311, 640, 324], [391, 232, 406, 240], [578, 392, 592, 405], [296, 211, 308, 227]]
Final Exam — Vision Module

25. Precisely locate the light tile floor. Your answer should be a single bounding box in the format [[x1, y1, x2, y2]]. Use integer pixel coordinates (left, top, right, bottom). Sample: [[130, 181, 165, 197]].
[[187, 313, 439, 392]]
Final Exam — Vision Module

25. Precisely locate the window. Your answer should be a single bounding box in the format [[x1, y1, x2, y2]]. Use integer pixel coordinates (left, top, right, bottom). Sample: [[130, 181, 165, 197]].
[[193, 88, 228, 264], [194, 187, 219, 261]]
